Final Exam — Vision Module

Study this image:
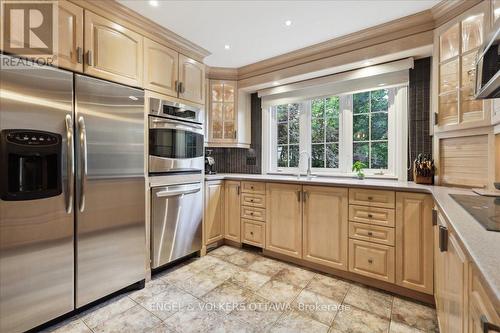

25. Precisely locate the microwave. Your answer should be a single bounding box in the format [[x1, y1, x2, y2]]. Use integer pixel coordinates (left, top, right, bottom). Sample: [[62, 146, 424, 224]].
[[475, 24, 500, 99]]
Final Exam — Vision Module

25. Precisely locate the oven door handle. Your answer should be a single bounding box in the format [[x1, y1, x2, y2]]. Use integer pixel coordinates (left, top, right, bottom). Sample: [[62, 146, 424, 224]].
[[151, 117, 203, 130], [156, 187, 201, 198]]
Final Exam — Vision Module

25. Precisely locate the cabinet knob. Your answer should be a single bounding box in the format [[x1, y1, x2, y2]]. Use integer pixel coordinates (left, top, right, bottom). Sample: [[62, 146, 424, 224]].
[[250, 199, 254, 202], [367, 214, 373, 218], [368, 258, 373, 264], [251, 186, 254, 190], [367, 231, 373, 236], [368, 196, 373, 200], [250, 231, 254, 235], [250, 212, 254, 215]]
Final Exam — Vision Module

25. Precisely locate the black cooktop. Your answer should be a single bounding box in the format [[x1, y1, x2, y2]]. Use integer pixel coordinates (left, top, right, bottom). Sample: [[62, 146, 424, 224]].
[[450, 194, 500, 232]]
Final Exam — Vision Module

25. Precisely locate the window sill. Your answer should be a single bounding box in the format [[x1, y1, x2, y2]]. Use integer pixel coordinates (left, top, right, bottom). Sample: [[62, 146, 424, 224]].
[[269, 171, 398, 180]]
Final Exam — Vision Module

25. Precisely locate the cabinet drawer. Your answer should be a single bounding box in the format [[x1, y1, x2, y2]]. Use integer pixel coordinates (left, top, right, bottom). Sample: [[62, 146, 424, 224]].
[[349, 239, 395, 283], [349, 205, 395, 227], [349, 222, 395, 246], [242, 219, 265, 247], [241, 206, 265, 222], [241, 181, 266, 194], [349, 188, 395, 208], [241, 193, 266, 208]]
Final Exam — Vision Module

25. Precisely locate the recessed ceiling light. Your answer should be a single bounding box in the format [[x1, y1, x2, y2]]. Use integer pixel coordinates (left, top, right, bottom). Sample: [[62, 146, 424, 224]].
[[273, 81, 280, 86], [224, 44, 230, 50], [378, 83, 386, 86], [285, 20, 292, 26], [149, 0, 159, 7], [128, 96, 138, 101]]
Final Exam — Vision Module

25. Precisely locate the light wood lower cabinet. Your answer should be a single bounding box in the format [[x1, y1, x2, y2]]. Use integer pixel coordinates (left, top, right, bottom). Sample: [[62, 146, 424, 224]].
[[204, 181, 224, 245], [84, 11, 143, 87], [242, 219, 264, 247], [395, 192, 434, 294], [265, 183, 302, 258], [468, 265, 500, 333], [224, 181, 241, 242], [143, 38, 178, 97], [349, 239, 395, 283], [58, 1, 84, 72], [303, 186, 348, 270]]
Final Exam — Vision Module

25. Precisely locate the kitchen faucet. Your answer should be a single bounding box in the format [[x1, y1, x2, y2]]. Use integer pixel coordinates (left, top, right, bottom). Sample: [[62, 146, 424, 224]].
[[298, 150, 312, 179]]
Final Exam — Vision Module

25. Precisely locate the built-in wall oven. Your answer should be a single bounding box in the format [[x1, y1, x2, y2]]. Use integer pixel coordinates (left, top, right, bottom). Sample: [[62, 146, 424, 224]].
[[148, 97, 205, 269], [148, 98, 204, 174]]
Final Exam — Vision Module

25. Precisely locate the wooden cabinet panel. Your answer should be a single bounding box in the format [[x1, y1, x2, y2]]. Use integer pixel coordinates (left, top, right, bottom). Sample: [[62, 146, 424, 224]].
[[395, 192, 434, 294], [242, 219, 265, 247], [241, 193, 265, 208], [265, 183, 302, 258], [204, 181, 224, 245], [241, 206, 265, 222], [58, 1, 83, 72], [349, 239, 395, 283], [241, 181, 266, 194], [434, 217, 447, 333], [224, 181, 241, 242], [349, 188, 395, 208], [446, 233, 469, 333], [84, 11, 143, 87], [303, 186, 348, 270], [143, 38, 178, 97], [349, 222, 395, 246], [349, 205, 395, 227], [179, 54, 205, 104], [468, 265, 500, 333]]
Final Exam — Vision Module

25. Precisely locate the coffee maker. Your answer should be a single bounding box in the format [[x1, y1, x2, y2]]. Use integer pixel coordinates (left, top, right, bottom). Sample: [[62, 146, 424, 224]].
[[205, 150, 216, 174]]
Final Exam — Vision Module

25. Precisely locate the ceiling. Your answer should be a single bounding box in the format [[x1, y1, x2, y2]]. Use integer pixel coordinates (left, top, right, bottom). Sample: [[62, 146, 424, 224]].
[[119, 0, 440, 68]]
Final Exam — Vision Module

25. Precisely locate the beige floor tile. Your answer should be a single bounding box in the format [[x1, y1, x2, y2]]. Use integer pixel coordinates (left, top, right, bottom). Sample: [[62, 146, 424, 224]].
[[229, 269, 271, 291], [175, 270, 229, 297], [273, 265, 316, 288], [47, 319, 92, 333], [330, 305, 390, 333], [208, 245, 241, 259], [129, 279, 170, 304], [225, 251, 259, 267], [209, 259, 245, 280], [92, 305, 162, 333], [257, 279, 302, 304], [160, 263, 200, 285], [80, 295, 136, 329], [389, 321, 426, 333], [230, 293, 286, 331], [149, 322, 176, 332], [247, 256, 287, 276], [391, 297, 438, 332], [202, 281, 254, 313], [270, 310, 330, 333], [292, 289, 341, 325], [305, 274, 352, 302], [138, 284, 199, 320], [343, 285, 393, 319]]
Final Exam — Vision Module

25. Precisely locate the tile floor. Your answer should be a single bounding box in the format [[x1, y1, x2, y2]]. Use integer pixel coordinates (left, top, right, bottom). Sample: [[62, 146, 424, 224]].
[[44, 245, 439, 333]]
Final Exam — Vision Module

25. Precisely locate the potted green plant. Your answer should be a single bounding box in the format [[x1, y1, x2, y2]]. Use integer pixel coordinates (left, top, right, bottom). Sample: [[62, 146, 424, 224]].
[[352, 161, 366, 180]]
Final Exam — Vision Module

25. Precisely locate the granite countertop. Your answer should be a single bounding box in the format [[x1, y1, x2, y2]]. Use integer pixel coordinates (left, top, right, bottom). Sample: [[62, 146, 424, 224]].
[[205, 173, 500, 302]]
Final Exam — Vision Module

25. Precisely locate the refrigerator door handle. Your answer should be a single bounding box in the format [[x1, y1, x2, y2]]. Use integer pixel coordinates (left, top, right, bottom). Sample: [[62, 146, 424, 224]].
[[65, 115, 74, 214], [78, 116, 88, 212]]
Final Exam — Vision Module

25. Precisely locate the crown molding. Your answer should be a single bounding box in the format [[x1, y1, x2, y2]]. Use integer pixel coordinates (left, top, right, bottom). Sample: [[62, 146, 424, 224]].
[[69, 0, 210, 62], [431, 0, 482, 27], [206, 66, 239, 80]]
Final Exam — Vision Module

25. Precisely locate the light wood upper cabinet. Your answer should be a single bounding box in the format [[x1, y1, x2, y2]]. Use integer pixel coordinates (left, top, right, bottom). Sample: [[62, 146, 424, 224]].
[[266, 183, 302, 258], [58, 1, 83, 72], [204, 181, 224, 245], [179, 54, 205, 104], [395, 192, 434, 294], [84, 11, 143, 88], [209, 80, 238, 143], [224, 181, 241, 242], [144, 39, 178, 97], [303, 186, 348, 270], [433, 1, 491, 132]]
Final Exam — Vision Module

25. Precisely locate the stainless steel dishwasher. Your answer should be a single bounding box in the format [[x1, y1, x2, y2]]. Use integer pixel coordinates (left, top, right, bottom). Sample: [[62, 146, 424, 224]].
[[151, 178, 203, 268]]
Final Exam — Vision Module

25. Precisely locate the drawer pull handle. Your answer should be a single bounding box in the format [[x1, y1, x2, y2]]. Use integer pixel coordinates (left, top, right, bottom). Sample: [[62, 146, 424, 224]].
[[250, 231, 254, 235], [367, 231, 373, 236], [250, 199, 254, 202], [368, 196, 373, 200], [367, 214, 373, 218], [481, 315, 500, 332], [368, 258, 373, 264], [251, 186, 254, 190], [250, 212, 254, 215]]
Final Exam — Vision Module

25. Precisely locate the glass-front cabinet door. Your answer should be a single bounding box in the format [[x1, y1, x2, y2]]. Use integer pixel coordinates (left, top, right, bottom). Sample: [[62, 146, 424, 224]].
[[435, 1, 491, 132], [209, 80, 237, 142]]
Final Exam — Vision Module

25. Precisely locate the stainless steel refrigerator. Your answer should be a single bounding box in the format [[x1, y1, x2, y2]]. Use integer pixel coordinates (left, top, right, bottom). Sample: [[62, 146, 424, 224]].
[[0, 55, 145, 333]]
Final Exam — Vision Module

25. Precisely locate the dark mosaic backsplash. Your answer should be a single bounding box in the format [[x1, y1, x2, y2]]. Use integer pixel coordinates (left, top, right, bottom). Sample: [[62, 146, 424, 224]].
[[205, 93, 262, 174], [408, 57, 433, 181]]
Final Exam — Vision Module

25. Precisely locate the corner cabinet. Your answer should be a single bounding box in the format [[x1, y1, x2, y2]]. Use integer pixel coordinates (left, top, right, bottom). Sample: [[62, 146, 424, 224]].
[[204, 180, 224, 245], [265, 183, 302, 258], [433, 1, 492, 132], [224, 181, 241, 242], [395, 192, 434, 294], [207, 80, 251, 148], [303, 186, 348, 270], [84, 11, 144, 88]]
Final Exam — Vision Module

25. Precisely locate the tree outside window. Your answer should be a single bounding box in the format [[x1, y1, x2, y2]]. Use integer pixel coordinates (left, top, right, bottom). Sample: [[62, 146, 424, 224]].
[[276, 103, 300, 168], [311, 96, 340, 168]]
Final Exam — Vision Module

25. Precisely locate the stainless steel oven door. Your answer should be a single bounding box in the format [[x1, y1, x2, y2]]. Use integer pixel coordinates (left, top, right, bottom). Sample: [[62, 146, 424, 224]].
[[149, 116, 204, 174], [151, 181, 202, 268]]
